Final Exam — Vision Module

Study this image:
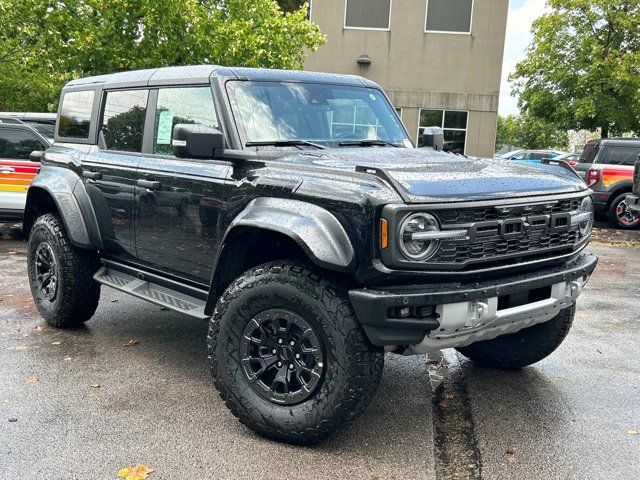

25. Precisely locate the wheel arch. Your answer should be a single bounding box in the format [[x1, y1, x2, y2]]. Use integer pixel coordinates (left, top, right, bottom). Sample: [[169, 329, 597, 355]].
[[204, 198, 357, 315], [23, 167, 102, 250]]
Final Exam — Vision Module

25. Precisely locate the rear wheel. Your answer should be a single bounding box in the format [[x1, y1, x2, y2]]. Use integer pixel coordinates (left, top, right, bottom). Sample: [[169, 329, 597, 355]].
[[208, 261, 384, 444], [27, 213, 101, 328], [456, 305, 575, 369], [608, 192, 640, 229]]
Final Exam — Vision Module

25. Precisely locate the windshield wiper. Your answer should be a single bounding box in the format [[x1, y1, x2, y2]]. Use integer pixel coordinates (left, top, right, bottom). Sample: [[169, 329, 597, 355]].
[[245, 140, 326, 150], [338, 139, 401, 148]]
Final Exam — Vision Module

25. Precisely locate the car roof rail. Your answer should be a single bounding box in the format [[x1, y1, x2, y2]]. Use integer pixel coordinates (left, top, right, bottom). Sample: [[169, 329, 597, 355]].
[[0, 116, 26, 125]]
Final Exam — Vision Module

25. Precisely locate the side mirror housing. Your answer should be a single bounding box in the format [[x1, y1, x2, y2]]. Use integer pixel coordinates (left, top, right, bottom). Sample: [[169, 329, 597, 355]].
[[421, 127, 444, 151], [29, 150, 44, 162], [172, 124, 224, 159]]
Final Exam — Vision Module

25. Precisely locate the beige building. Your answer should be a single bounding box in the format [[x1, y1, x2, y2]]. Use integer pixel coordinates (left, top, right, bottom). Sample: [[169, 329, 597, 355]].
[[305, 0, 509, 157]]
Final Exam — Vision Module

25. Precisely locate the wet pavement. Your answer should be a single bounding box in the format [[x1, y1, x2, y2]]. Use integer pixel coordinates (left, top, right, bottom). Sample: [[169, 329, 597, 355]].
[[0, 222, 638, 479]]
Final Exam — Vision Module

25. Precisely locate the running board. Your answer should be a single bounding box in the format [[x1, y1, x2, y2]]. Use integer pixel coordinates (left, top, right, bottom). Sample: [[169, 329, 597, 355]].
[[94, 265, 208, 319]]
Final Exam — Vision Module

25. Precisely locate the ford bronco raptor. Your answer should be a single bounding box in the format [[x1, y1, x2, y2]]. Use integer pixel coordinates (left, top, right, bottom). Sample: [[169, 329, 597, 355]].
[[24, 66, 598, 444]]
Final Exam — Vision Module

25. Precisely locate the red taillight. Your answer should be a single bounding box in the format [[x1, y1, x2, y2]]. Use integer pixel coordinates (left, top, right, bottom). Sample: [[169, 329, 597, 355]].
[[568, 161, 578, 167], [586, 169, 600, 187]]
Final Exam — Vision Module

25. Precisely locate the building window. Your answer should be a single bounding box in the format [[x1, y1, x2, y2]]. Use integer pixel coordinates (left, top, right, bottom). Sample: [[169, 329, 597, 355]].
[[425, 0, 473, 34], [345, 0, 392, 30], [418, 109, 468, 154]]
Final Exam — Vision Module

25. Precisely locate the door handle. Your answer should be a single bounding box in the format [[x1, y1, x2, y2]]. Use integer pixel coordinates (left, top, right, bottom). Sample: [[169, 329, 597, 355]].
[[83, 170, 102, 180], [137, 179, 161, 190], [0, 167, 15, 174]]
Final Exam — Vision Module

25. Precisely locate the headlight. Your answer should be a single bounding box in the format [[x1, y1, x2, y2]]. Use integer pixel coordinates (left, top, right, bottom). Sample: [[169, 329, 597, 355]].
[[399, 213, 441, 261], [579, 196, 594, 236], [577, 197, 594, 237]]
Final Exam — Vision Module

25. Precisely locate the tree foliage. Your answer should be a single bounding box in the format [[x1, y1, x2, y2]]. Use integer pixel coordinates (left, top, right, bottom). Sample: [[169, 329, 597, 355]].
[[0, 0, 324, 111], [511, 0, 640, 138], [496, 114, 569, 151]]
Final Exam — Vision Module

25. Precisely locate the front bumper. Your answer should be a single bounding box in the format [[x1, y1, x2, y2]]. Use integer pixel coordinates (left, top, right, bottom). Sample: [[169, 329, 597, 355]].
[[349, 253, 598, 348], [627, 193, 640, 212]]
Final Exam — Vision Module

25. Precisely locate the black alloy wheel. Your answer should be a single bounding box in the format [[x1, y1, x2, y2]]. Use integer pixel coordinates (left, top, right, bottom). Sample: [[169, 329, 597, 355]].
[[34, 242, 59, 301], [241, 308, 325, 405]]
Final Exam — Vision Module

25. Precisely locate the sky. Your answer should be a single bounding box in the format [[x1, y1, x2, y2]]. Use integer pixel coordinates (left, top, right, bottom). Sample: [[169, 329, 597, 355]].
[[499, 0, 548, 116]]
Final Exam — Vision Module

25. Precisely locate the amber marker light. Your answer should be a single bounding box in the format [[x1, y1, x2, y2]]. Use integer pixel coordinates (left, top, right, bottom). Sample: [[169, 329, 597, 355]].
[[380, 219, 388, 250]]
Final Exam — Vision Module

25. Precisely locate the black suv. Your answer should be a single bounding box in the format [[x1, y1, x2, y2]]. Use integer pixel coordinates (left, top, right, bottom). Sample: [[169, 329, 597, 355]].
[[24, 66, 597, 444]]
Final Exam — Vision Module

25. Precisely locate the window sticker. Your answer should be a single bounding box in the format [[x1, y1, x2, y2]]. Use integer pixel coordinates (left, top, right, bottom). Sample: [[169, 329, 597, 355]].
[[156, 110, 174, 145]]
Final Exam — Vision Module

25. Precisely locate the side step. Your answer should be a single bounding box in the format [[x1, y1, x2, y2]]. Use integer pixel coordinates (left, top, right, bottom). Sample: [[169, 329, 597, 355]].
[[94, 264, 208, 319]]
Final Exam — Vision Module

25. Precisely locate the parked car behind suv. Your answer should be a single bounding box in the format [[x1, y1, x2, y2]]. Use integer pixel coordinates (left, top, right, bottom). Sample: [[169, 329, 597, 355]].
[[23, 66, 597, 444], [627, 157, 640, 214], [0, 115, 52, 220], [497, 149, 566, 163], [583, 139, 640, 229]]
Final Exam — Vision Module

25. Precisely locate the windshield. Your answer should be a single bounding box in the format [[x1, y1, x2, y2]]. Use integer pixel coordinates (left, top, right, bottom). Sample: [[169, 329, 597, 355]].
[[227, 81, 411, 148]]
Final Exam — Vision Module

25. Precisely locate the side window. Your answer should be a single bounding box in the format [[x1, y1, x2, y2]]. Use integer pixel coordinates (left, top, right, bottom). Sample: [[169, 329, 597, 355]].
[[600, 146, 640, 166], [101, 90, 148, 152], [0, 129, 44, 159], [58, 90, 95, 139], [153, 87, 218, 155]]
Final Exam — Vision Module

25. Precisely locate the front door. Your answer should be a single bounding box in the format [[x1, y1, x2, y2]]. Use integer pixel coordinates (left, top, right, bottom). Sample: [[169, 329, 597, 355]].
[[82, 88, 150, 261], [134, 86, 231, 283]]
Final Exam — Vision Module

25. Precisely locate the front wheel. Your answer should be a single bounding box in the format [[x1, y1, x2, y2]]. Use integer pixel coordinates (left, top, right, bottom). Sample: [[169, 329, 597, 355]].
[[608, 193, 640, 229], [208, 261, 384, 444], [456, 305, 575, 369], [27, 213, 101, 328]]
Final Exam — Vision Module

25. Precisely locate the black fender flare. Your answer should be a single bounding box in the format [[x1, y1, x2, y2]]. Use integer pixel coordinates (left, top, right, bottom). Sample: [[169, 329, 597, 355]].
[[222, 197, 356, 271], [24, 166, 102, 250]]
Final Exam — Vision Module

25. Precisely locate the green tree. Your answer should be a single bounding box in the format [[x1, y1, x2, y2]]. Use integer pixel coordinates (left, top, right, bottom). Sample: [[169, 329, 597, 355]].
[[511, 0, 640, 138], [497, 113, 569, 151], [0, 0, 324, 111], [277, 0, 307, 12]]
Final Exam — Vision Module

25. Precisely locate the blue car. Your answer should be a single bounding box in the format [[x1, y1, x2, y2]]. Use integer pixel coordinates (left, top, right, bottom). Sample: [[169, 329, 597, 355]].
[[497, 149, 567, 164]]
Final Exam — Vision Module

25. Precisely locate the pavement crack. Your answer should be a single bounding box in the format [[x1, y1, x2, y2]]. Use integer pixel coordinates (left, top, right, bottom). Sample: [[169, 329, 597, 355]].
[[428, 350, 483, 480]]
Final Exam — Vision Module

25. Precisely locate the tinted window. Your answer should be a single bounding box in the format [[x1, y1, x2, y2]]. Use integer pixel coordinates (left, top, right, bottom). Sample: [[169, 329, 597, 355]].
[[426, 0, 473, 33], [58, 90, 95, 139], [0, 129, 44, 159], [153, 87, 218, 155], [101, 90, 148, 152], [26, 122, 55, 139], [345, 0, 391, 29], [598, 146, 640, 166]]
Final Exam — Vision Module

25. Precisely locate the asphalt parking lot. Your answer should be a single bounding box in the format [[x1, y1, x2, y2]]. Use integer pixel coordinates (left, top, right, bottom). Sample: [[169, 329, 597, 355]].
[[0, 222, 638, 480]]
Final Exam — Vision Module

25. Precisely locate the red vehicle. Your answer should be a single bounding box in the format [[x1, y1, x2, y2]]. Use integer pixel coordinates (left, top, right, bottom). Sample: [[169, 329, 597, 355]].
[[585, 139, 640, 229], [0, 116, 52, 219]]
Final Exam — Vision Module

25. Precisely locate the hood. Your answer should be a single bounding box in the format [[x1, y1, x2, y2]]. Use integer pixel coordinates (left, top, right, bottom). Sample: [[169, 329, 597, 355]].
[[277, 148, 586, 203]]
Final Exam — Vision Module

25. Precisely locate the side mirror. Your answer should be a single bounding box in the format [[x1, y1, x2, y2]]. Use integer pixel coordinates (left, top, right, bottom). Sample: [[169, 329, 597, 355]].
[[30, 151, 44, 162], [421, 127, 444, 151], [172, 124, 224, 159]]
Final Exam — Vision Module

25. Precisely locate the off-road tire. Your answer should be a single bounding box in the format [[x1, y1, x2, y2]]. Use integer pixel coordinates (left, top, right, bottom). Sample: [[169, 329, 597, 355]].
[[27, 213, 101, 328], [608, 192, 640, 229], [208, 261, 384, 444], [456, 305, 575, 370]]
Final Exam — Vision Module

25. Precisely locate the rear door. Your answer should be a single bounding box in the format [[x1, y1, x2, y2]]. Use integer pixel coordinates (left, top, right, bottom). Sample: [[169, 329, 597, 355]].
[[0, 126, 47, 218], [82, 89, 150, 261], [134, 86, 232, 283], [596, 144, 640, 188]]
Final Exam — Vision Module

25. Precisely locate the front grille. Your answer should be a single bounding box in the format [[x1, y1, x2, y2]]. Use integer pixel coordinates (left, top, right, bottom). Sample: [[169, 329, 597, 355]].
[[437, 198, 582, 225], [427, 196, 585, 270]]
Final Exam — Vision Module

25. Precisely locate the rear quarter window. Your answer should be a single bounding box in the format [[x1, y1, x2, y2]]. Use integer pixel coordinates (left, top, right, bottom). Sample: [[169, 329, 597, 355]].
[[58, 90, 95, 139], [597, 145, 640, 166]]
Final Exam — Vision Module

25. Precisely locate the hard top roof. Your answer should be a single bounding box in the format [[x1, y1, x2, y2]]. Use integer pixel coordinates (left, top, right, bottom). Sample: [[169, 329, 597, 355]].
[[63, 65, 379, 90], [600, 137, 640, 146]]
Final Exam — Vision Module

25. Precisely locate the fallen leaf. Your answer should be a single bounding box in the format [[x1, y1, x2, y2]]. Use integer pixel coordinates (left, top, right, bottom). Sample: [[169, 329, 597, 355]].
[[118, 464, 155, 480], [122, 339, 140, 347], [506, 447, 516, 455], [15, 345, 29, 351], [24, 376, 38, 383], [89, 384, 101, 389], [63, 357, 72, 361], [446, 393, 455, 400], [0, 400, 8, 405], [438, 401, 448, 409], [35, 325, 44, 332], [628, 429, 638, 436], [506, 456, 516, 463], [51, 341, 61, 346]]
